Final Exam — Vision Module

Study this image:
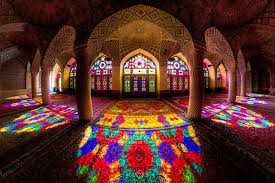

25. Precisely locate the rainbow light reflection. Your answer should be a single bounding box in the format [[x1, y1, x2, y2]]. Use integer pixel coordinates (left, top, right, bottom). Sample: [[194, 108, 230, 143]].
[[47, 104, 79, 120], [209, 105, 274, 128], [76, 125, 202, 182], [5, 99, 41, 108], [95, 100, 189, 129], [246, 93, 270, 98], [5, 95, 31, 100], [0, 105, 76, 133], [202, 102, 231, 117], [236, 96, 269, 105]]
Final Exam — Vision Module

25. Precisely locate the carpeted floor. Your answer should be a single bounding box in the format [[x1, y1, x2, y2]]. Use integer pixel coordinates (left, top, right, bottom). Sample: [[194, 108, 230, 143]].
[[95, 99, 189, 129], [0, 93, 274, 182]]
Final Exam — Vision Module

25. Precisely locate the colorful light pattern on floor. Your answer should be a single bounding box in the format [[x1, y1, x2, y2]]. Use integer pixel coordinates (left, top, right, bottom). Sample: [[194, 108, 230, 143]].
[[5, 95, 31, 100], [5, 99, 41, 107], [246, 93, 270, 98], [47, 104, 79, 120], [236, 96, 269, 105], [76, 125, 202, 182], [95, 100, 189, 129], [209, 105, 274, 128], [202, 102, 231, 117], [0, 106, 73, 133]]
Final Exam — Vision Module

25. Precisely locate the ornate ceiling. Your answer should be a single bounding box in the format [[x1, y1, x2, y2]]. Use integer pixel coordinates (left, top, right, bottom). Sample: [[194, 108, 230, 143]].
[[0, 0, 274, 68]]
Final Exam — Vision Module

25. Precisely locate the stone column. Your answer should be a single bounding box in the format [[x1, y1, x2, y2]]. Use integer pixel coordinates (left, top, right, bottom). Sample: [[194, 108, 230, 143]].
[[31, 72, 38, 98], [240, 71, 247, 97], [41, 66, 51, 105], [187, 44, 205, 120], [75, 48, 93, 122], [227, 65, 237, 103]]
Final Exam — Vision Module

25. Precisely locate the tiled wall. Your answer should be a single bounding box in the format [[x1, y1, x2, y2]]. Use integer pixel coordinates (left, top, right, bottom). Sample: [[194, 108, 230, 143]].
[[0, 58, 26, 90]]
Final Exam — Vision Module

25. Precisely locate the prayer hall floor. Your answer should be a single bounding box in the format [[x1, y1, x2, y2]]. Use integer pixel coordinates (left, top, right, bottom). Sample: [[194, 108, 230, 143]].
[[0, 93, 274, 182]]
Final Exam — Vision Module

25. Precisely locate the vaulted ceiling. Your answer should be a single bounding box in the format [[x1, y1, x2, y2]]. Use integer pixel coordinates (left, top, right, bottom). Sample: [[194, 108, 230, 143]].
[[0, 0, 274, 67]]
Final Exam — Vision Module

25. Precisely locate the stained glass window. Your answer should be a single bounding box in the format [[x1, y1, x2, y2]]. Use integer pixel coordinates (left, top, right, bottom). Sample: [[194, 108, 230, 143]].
[[57, 69, 61, 78], [203, 64, 209, 89], [69, 62, 77, 89], [167, 56, 189, 91], [124, 75, 130, 92], [149, 75, 155, 92], [217, 67, 222, 88], [57, 68, 62, 90], [91, 56, 112, 91], [123, 53, 156, 93]]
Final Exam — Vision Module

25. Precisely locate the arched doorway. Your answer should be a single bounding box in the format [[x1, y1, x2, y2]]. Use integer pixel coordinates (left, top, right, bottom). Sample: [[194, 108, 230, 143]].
[[69, 61, 77, 90], [50, 64, 61, 93], [91, 56, 112, 92], [217, 64, 227, 89], [122, 53, 157, 98], [57, 68, 61, 92], [167, 56, 189, 95], [203, 64, 209, 89]]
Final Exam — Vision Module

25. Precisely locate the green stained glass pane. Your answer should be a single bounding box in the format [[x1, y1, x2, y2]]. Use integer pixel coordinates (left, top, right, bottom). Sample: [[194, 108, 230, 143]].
[[167, 77, 171, 90], [149, 75, 155, 92], [185, 77, 188, 89], [134, 75, 139, 92], [124, 75, 130, 92], [91, 77, 95, 89]]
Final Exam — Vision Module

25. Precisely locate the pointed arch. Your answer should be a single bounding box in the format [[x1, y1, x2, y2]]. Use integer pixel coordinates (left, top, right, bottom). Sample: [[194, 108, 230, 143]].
[[167, 54, 189, 92], [43, 25, 76, 70], [91, 55, 112, 91], [203, 58, 216, 91], [205, 27, 235, 72], [120, 48, 160, 98], [217, 63, 227, 88], [63, 57, 76, 92]]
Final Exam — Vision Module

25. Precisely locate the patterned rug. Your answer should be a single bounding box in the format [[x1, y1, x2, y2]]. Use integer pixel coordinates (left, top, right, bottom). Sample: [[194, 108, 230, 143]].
[[76, 124, 203, 182], [94, 99, 190, 129], [3, 122, 267, 183]]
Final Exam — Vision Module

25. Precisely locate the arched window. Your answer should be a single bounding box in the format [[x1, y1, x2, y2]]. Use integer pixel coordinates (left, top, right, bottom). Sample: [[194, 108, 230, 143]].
[[57, 68, 62, 90], [167, 56, 189, 91], [57, 69, 61, 79], [91, 56, 112, 91], [123, 53, 156, 97], [203, 64, 209, 89], [217, 67, 222, 88], [69, 62, 76, 89]]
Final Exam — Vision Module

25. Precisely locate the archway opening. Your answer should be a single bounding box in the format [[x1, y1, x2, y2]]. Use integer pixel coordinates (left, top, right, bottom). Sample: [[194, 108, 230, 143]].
[[203, 64, 209, 90], [69, 61, 77, 90], [50, 64, 61, 93], [122, 53, 157, 98], [217, 64, 227, 90]]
